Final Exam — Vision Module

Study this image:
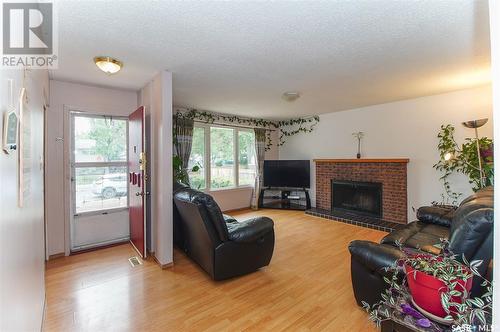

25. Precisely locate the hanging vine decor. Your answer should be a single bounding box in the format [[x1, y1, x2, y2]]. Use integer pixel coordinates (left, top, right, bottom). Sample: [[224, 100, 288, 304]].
[[266, 130, 273, 151], [175, 109, 320, 150], [277, 115, 320, 147]]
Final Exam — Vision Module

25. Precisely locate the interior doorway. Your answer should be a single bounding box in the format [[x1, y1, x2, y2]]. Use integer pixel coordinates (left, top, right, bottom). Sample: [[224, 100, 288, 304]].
[[69, 112, 130, 252]]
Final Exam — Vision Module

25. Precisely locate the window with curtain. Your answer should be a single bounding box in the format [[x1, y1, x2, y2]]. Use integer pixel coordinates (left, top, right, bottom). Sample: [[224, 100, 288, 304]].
[[188, 126, 206, 189], [238, 130, 257, 186], [188, 124, 257, 190]]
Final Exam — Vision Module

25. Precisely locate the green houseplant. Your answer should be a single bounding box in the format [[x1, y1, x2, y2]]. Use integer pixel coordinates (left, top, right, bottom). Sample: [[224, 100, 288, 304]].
[[363, 240, 493, 329], [173, 155, 200, 186], [434, 124, 493, 203]]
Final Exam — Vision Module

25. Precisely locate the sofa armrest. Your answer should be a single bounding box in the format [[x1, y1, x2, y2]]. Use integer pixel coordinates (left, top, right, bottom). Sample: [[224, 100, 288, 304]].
[[416, 205, 455, 227], [349, 240, 406, 307], [223, 214, 238, 223], [348, 240, 405, 274], [227, 217, 274, 243]]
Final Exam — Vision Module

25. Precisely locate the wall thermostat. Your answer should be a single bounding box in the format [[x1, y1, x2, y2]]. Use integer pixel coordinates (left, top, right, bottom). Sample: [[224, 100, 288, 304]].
[[3, 110, 18, 153]]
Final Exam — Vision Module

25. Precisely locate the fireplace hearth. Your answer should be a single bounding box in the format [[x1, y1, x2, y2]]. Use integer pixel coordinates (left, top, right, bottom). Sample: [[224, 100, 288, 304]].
[[331, 180, 382, 217]]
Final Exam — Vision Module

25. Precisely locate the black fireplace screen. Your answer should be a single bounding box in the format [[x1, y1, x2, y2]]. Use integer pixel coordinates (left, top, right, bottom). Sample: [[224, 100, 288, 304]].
[[331, 180, 382, 217]]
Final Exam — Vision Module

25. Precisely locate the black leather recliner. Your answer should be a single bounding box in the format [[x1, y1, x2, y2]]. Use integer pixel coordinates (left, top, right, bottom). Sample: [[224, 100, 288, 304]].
[[349, 187, 494, 307], [173, 182, 275, 280]]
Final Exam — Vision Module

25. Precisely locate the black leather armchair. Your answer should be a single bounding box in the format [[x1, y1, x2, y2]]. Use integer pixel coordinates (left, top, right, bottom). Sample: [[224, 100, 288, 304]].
[[173, 183, 275, 280], [349, 187, 494, 306]]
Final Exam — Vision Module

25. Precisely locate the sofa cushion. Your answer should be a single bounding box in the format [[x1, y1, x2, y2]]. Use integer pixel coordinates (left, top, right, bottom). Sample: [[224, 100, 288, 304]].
[[381, 222, 448, 255], [227, 217, 274, 243], [416, 205, 455, 227], [380, 222, 419, 246]]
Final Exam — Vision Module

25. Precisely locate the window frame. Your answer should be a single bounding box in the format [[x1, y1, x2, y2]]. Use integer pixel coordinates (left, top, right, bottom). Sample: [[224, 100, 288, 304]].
[[192, 123, 256, 191], [70, 112, 129, 216]]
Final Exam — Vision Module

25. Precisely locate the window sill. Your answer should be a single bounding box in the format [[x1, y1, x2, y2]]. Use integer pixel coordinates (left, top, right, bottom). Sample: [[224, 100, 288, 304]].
[[205, 186, 254, 193], [74, 207, 129, 218]]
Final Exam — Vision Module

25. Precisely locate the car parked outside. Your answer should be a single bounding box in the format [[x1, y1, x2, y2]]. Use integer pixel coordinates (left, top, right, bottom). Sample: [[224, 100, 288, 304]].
[[92, 173, 128, 199]]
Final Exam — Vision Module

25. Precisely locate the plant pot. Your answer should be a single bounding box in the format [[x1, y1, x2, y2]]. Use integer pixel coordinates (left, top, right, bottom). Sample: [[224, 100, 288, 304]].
[[404, 264, 472, 318]]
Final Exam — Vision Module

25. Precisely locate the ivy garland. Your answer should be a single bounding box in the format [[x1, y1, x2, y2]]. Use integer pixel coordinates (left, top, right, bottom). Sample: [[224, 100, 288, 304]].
[[175, 109, 319, 151], [277, 115, 320, 147]]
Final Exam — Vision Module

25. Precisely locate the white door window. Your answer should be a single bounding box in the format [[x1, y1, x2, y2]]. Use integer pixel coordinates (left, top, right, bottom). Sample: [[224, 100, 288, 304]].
[[70, 113, 129, 251]]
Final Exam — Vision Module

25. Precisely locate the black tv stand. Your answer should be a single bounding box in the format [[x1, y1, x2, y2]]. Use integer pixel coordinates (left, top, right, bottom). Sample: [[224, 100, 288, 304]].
[[258, 188, 311, 211]]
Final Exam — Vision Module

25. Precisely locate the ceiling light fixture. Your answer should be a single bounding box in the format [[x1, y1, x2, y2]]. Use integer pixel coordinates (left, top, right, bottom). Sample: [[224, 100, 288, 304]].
[[282, 91, 300, 102], [94, 56, 123, 74]]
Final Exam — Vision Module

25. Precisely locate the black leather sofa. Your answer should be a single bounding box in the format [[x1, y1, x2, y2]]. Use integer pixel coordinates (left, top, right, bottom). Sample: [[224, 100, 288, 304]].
[[173, 182, 275, 280], [349, 186, 494, 307]]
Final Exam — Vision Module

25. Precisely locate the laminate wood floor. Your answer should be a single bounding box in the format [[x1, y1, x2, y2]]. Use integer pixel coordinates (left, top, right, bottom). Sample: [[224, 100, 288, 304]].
[[44, 209, 386, 331]]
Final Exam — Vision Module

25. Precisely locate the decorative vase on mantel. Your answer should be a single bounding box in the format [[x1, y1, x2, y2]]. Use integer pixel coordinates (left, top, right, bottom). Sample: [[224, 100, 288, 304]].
[[353, 132, 364, 159]]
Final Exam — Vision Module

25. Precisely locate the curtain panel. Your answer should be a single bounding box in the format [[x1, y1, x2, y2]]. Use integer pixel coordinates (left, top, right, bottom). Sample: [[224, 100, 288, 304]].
[[174, 116, 195, 172], [251, 128, 267, 209]]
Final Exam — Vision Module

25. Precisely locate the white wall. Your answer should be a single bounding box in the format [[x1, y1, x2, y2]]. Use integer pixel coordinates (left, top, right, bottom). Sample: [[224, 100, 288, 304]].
[[279, 85, 493, 220], [138, 71, 173, 265], [0, 68, 48, 331], [46, 80, 137, 256], [489, 0, 500, 327]]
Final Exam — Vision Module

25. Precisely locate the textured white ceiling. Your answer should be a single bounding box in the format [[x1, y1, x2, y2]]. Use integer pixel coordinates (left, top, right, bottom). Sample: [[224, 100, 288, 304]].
[[51, 0, 491, 119]]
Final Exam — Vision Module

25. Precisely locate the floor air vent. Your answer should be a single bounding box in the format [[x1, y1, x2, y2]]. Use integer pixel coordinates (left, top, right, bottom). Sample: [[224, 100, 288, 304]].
[[128, 256, 143, 267]]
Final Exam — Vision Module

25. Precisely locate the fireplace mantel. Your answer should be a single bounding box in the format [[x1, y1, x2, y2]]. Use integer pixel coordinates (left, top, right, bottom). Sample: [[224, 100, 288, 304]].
[[314, 158, 409, 163]]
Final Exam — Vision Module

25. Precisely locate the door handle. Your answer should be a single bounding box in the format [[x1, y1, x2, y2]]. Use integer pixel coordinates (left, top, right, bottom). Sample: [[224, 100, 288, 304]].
[[139, 152, 146, 171], [135, 192, 144, 197]]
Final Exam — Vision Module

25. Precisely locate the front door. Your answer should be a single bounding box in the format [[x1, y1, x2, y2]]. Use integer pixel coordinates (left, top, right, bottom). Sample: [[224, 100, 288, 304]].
[[129, 106, 147, 258], [70, 113, 129, 252]]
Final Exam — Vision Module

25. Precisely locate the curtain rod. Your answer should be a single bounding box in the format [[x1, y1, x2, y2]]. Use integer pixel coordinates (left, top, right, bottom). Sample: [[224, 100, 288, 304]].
[[192, 119, 277, 131]]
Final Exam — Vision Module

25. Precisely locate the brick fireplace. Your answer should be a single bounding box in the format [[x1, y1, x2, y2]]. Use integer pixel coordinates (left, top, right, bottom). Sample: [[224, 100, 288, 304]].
[[314, 159, 409, 224]]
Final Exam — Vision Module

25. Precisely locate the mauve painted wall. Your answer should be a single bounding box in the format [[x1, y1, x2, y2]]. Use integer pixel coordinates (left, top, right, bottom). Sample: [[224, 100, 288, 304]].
[[138, 71, 174, 264], [0, 68, 48, 331], [46, 80, 138, 256]]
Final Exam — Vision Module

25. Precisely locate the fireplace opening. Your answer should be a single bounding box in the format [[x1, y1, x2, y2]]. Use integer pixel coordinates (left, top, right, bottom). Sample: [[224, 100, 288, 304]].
[[331, 180, 382, 217]]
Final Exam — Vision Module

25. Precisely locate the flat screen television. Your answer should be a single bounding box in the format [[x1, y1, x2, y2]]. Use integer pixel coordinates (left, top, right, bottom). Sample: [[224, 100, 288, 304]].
[[263, 160, 310, 188]]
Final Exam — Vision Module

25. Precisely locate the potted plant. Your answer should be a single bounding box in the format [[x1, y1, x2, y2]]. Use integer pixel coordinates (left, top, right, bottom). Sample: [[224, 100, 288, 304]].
[[434, 124, 494, 204], [363, 240, 493, 329], [403, 254, 472, 319], [173, 155, 201, 186]]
